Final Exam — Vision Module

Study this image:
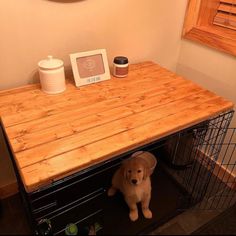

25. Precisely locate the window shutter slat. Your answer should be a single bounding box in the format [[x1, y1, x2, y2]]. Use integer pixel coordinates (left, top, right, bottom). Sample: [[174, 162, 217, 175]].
[[214, 12, 236, 30], [218, 3, 236, 14], [213, 0, 236, 30], [220, 0, 234, 4]]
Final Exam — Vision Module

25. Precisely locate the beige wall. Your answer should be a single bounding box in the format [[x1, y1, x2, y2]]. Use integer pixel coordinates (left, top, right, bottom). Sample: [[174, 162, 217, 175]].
[[177, 40, 236, 127], [0, 0, 187, 188], [0, 0, 187, 90]]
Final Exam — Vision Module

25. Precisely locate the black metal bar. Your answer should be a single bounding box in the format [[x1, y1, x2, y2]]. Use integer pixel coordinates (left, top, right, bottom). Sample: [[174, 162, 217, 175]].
[[0, 122, 35, 233]]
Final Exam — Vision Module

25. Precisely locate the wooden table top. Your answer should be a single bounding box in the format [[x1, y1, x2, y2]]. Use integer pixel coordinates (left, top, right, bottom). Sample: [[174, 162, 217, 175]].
[[0, 61, 234, 192]]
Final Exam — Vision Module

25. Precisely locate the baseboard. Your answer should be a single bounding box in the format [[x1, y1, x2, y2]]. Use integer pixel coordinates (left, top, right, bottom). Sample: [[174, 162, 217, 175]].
[[211, 160, 236, 190], [198, 150, 236, 190], [0, 181, 18, 199]]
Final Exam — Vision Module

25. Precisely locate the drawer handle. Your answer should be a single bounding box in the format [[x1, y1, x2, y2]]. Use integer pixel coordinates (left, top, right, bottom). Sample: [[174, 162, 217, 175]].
[[33, 201, 57, 213]]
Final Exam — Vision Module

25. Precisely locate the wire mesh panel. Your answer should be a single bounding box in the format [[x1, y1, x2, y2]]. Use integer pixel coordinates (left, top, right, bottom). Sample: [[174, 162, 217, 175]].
[[152, 110, 235, 210], [199, 127, 236, 210]]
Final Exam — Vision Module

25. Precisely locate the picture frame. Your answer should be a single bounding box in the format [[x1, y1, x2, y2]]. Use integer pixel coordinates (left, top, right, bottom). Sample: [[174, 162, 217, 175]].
[[70, 49, 110, 87]]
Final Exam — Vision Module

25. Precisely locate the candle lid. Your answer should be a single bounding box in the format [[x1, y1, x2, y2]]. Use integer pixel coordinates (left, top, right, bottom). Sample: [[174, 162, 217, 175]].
[[113, 56, 129, 65], [38, 55, 64, 70]]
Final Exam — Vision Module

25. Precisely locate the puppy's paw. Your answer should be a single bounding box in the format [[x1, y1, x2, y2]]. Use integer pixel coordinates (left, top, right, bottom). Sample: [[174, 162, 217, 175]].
[[129, 210, 138, 221], [142, 208, 152, 219], [107, 187, 116, 197]]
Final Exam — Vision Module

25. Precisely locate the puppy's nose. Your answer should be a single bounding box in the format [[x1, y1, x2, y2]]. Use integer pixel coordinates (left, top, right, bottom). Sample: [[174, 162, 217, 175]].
[[132, 179, 137, 184]]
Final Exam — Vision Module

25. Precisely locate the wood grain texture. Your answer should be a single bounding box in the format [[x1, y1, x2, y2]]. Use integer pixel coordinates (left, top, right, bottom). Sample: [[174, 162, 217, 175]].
[[0, 62, 234, 192], [182, 0, 236, 57]]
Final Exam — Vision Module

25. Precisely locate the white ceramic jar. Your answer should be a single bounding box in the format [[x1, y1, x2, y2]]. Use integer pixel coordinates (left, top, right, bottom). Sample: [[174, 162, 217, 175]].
[[38, 55, 66, 94]]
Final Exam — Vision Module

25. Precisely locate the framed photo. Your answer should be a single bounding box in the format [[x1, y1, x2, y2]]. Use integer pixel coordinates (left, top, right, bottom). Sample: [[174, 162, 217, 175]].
[[70, 49, 110, 87]]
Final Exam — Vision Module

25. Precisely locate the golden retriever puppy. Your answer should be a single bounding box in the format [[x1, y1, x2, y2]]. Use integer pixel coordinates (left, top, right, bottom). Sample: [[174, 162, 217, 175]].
[[108, 156, 152, 222]]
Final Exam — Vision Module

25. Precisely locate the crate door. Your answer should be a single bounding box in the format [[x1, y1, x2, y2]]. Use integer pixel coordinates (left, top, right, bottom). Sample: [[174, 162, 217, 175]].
[[159, 111, 236, 210], [196, 127, 236, 210]]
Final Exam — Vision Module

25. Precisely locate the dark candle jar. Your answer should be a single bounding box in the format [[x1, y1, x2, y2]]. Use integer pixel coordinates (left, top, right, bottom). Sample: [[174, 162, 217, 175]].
[[113, 56, 129, 78]]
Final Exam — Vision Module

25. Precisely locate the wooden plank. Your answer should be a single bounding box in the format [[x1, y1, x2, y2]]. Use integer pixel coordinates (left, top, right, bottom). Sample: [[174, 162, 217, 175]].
[[0, 63, 157, 115], [0, 84, 40, 97], [218, 3, 236, 14], [20, 97, 233, 192], [10, 83, 204, 153], [7, 78, 197, 138], [3, 77, 191, 136], [128, 61, 155, 70], [0, 63, 181, 123], [220, 0, 236, 4], [1, 67, 177, 126], [0, 61, 234, 193], [15, 91, 227, 169], [0, 62, 155, 110], [214, 12, 236, 30]]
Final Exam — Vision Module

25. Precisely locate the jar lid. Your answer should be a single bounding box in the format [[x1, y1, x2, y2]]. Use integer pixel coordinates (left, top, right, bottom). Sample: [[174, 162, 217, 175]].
[[113, 56, 129, 65], [38, 55, 64, 70]]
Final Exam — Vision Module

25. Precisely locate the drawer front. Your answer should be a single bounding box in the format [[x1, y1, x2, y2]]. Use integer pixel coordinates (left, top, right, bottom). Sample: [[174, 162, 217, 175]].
[[30, 160, 121, 218]]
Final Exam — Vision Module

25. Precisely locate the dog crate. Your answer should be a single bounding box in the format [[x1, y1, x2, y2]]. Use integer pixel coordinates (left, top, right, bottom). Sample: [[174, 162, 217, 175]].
[[102, 110, 236, 234], [1, 110, 236, 235], [150, 110, 236, 212]]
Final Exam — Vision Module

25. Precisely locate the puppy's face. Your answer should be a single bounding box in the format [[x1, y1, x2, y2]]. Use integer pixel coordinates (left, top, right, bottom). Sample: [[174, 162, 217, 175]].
[[122, 157, 150, 185]]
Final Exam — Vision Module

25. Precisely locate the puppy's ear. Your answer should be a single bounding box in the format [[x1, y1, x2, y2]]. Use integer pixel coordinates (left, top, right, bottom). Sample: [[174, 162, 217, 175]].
[[142, 160, 151, 180], [121, 160, 129, 181], [143, 167, 151, 180]]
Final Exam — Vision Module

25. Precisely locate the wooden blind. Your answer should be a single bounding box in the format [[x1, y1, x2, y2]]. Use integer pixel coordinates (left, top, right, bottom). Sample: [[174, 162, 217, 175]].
[[213, 0, 236, 30]]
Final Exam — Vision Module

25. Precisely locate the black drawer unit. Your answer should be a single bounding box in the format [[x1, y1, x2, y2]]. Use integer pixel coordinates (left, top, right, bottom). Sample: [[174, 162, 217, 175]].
[[29, 159, 122, 219]]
